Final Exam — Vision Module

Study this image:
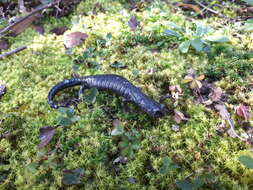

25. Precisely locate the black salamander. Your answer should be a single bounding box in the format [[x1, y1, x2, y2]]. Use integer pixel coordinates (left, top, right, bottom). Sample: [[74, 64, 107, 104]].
[[48, 74, 167, 117]]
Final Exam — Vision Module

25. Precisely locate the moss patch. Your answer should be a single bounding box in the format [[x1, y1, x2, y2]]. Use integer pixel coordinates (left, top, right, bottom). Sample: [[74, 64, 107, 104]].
[[0, 0, 253, 189]]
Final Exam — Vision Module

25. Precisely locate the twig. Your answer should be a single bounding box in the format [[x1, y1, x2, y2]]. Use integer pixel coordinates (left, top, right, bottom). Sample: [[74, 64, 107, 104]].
[[195, 0, 230, 20], [0, 45, 27, 59], [0, 1, 58, 36], [227, 117, 247, 141]]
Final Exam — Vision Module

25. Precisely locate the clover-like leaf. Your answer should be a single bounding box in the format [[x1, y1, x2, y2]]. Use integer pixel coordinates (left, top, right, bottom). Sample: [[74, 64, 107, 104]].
[[239, 155, 253, 169], [190, 38, 204, 52], [84, 88, 98, 104], [164, 29, 181, 38], [179, 40, 191, 53], [62, 168, 84, 185]]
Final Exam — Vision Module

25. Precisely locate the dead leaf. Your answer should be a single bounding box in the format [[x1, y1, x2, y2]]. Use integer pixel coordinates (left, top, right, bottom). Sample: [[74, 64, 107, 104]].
[[0, 39, 9, 50], [214, 104, 230, 120], [50, 26, 68, 35], [236, 104, 250, 121], [177, 3, 203, 17], [169, 85, 182, 94], [38, 126, 55, 148], [0, 84, 6, 97], [173, 110, 188, 124], [64, 32, 88, 48], [128, 16, 140, 31], [236, 7, 253, 15], [209, 87, 223, 102], [31, 24, 45, 35], [195, 152, 201, 160]]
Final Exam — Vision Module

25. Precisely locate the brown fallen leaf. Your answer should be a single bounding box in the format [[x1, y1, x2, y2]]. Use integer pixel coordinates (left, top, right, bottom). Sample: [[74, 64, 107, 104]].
[[169, 85, 182, 94], [128, 16, 140, 31], [31, 24, 45, 35], [195, 152, 201, 160], [0, 39, 9, 50], [173, 110, 189, 124], [38, 126, 55, 148], [0, 84, 6, 97], [64, 31, 88, 48], [50, 26, 68, 35], [177, 3, 204, 17], [236, 104, 250, 121], [208, 87, 223, 102], [236, 7, 253, 15], [214, 104, 247, 141]]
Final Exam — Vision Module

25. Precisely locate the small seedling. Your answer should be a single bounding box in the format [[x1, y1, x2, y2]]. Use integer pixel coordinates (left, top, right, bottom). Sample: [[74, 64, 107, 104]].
[[159, 156, 179, 174], [163, 22, 229, 53], [57, 107, 80, 127]]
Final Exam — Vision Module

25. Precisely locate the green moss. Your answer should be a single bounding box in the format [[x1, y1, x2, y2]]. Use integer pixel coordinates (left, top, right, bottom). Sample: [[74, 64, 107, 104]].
[[0, 0, 253, 189]]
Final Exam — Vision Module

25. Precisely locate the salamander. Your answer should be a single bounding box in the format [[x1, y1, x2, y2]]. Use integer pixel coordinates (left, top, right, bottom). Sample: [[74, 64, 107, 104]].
[[48, 74, 167, 117]]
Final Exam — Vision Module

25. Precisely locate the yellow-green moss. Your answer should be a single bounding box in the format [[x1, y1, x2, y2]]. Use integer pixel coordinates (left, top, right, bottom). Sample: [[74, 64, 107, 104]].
[[0, 0, 253, 189]]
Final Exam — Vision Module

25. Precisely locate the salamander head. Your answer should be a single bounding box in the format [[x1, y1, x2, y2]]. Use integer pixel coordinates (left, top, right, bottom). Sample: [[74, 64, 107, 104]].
[[149, 103, 168, 118]]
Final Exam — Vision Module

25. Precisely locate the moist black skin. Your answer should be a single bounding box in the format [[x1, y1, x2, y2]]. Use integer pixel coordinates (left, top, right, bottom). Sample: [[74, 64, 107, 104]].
[[48, 74, 167, 117]]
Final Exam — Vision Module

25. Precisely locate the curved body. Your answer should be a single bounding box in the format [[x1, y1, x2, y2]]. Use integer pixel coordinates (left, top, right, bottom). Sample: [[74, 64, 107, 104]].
[[48, 74, 167, 117]]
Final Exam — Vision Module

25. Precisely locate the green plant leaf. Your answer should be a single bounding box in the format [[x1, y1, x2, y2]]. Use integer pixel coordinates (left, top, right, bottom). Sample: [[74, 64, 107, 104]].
[[239, 155, 253, 168], [62, 168, 84, 185], [111, 125, 124, 136], [58, 117, 73, 127], [110, 61, 126, 68], [163, 29, 181, 38], [205, 36, 230, 43], [242, 0, 253, 5], [190, 38, 204, 51], [176, 180, 195, 190], [159, 156, 179, 174], [195, 23, 212, 37], [58, 107, 68, 115], [167, 21, 182, 30], [179, 40, 191, 53], [84, 88, 98, 104], [245, 19, 253, 31]]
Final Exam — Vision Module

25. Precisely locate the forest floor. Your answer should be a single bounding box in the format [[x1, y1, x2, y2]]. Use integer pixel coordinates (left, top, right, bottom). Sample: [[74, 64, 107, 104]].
[[0, 0, 253, 189]]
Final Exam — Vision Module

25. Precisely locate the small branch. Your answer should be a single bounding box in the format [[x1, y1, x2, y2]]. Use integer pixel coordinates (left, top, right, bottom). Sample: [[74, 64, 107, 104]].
[[195, 0, 230, 20], [0, 1, 58, 36], [227, 118, 247, 141], [0, 45, 27, 59]]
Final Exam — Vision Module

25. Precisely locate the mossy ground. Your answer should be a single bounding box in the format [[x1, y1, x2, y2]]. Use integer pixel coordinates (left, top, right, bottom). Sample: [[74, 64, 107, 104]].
[[0, 0, 253, 189]]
